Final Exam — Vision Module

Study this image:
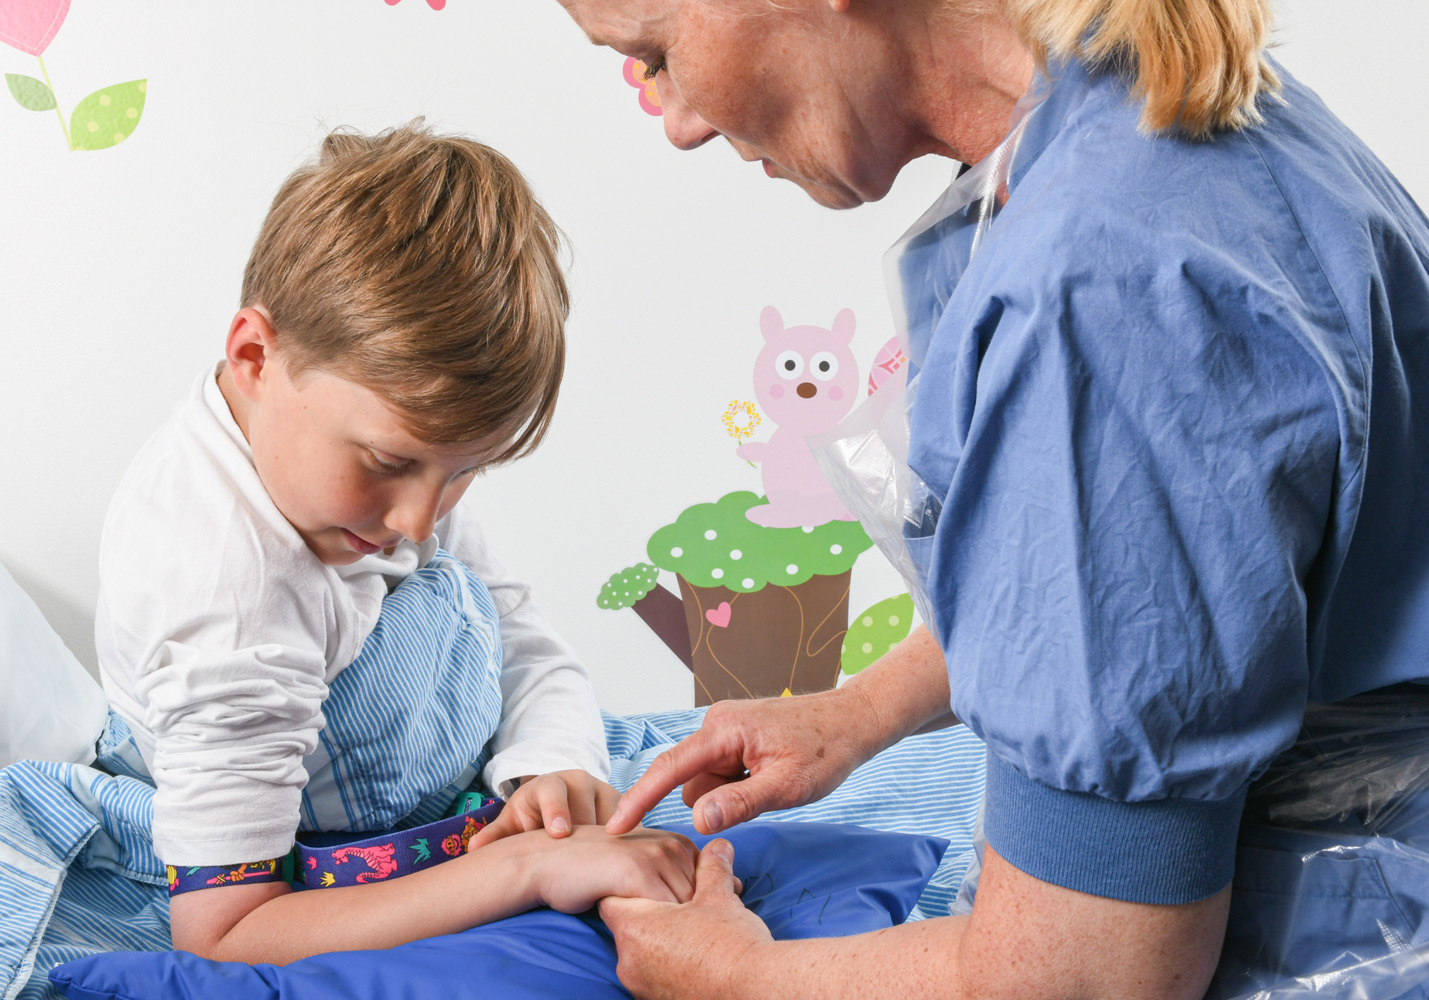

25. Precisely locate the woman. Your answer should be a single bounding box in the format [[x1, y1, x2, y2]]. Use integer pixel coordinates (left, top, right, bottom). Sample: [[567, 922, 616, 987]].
[[559, 0, 1429, 997]]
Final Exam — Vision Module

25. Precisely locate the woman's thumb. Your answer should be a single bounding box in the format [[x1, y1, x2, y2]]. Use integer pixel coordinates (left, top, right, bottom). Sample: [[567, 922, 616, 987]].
[[694, 839, 739, 899]]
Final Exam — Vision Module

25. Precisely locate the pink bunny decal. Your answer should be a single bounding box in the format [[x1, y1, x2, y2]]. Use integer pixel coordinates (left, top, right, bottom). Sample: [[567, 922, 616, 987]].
[[738, 307, 860, 528]]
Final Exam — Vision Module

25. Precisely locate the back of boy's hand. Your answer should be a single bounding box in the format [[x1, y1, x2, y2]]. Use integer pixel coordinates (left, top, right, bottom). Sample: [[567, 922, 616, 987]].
[[469, 769, 622, 849], [532, 826, 699, 913]]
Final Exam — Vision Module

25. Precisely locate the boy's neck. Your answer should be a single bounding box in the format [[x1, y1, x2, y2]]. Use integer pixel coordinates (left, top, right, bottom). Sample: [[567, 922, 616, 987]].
[[215, 362, 253, 444]]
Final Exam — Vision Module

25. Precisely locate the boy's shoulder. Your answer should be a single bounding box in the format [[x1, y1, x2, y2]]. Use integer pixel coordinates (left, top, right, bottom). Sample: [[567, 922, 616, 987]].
[[100, 367, 321, 608]]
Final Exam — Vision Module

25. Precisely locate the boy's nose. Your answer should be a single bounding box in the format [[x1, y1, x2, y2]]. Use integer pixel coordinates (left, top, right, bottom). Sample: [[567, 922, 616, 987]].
[[386, 484, 442, 544]]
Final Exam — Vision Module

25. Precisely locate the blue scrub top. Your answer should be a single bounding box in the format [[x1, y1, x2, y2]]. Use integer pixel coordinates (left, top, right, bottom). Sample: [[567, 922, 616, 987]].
[[903, 58, 1429, 904]]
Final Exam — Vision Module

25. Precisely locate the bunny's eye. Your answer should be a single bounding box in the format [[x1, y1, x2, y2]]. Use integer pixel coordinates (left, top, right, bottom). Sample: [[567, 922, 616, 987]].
[[774, 351, 805, 380], [810, 352, 839, 381]]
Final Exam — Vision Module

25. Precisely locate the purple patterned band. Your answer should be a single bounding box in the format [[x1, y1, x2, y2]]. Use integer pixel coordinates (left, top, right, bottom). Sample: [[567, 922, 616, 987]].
[[166, 796, 504, 896], [167, 857, 285, 896]]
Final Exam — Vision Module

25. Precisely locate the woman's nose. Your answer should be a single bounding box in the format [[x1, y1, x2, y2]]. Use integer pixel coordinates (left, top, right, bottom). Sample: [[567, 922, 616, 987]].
[[658, 79, 718, 151]]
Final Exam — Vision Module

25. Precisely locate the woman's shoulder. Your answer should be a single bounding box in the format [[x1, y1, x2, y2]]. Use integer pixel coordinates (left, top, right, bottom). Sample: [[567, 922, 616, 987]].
[[1001, 60, 1425, 289]]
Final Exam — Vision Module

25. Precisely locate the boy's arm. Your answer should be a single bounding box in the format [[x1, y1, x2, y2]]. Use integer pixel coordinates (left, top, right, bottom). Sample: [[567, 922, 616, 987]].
[[171, 825, 698, 964], [440, 508, 609, 792]]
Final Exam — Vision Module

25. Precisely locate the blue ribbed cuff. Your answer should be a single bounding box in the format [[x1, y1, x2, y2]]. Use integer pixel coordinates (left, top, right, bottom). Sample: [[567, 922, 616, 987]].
[[983, 750, 1246, 904]]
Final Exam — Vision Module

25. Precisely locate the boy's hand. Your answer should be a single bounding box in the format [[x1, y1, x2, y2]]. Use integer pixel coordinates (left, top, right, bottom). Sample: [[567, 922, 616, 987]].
[[469, 769, 622, 848], [530, 826, 699, 914]]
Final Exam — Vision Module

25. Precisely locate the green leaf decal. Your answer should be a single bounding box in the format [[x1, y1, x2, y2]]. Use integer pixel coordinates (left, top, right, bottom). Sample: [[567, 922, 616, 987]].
[[69, 79, 146, 151], [841, 593, 915, 675], [6, 73, 55, 111], [598, 562, 660, 610]]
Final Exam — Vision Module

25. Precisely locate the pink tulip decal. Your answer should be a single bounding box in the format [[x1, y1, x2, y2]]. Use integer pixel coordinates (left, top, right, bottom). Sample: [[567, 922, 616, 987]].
[[622, 57, 662, 117], [3, 0, 146, 151], [0, 0, 70, 56]]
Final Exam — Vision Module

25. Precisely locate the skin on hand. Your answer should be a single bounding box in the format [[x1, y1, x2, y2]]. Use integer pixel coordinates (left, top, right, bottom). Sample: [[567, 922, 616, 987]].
[[606, 627, 947, 836], [605, 685, 879, 836], [533, 825, 700, 913], [600, 838, 771, 999], [469, 769, 623, 848]]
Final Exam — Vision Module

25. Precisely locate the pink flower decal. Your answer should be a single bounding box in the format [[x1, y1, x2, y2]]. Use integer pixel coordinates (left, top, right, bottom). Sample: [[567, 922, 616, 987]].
[[622, 57, 662, 117], [385, 0, 447, 8], [867, 336, 909, 396], [0, 0, 70, 56]]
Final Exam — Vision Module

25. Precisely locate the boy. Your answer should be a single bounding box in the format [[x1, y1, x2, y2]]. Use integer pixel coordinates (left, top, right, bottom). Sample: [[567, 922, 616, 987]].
[[93, 123, 696, 963]]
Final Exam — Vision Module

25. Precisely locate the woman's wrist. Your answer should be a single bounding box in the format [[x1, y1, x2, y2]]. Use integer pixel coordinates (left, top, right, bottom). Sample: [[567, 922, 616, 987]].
[[829, 678, 894, 764], [840, 625, 951, 751]]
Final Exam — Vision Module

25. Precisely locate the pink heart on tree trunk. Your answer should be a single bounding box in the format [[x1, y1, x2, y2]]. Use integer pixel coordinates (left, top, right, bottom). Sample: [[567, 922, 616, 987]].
[[705, 602, 732, 629], [0, 0, 70, 56]]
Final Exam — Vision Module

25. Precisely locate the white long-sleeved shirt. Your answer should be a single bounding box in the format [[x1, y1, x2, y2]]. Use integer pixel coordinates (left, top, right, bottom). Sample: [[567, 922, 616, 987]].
[[96, 365, 608, 864]]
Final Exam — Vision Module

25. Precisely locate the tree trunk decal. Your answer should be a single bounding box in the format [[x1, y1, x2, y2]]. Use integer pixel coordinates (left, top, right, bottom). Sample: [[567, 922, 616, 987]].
[[677, 571, 851, 706], [598, 492, 873, 706]]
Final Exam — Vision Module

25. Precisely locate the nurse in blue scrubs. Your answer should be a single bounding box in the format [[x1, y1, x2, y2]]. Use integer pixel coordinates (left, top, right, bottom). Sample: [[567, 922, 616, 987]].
[[557, 0, 1429, 997]]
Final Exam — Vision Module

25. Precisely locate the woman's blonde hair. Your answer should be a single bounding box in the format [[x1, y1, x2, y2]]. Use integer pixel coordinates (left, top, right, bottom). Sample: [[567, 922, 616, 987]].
[[1006, 0, 1280, 137], [241, 122, 568, 459]]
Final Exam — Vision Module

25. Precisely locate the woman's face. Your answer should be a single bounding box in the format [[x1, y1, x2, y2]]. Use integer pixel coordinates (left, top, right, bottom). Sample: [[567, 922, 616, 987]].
[[559, 0, 917, 208]]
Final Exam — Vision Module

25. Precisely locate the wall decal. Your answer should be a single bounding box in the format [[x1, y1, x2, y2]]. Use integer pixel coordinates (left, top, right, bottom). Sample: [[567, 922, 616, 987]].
[[622, 57, 662, 117], [3, 0, 146, 152], [384, 0, 447, 8], [841, 594, 915, 675], [867, 335, 909, 395], [594, 308, 926, 705], [738, 307, 859, 528], [598, 492, 872, 705]]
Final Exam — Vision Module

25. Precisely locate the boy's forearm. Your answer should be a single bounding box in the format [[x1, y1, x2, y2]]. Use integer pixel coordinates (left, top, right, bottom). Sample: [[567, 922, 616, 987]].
[[187, 837, 541, 964]]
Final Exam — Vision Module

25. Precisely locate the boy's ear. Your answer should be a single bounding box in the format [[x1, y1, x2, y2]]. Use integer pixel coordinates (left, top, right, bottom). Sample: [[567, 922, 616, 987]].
[[225, 307, 278, 400]]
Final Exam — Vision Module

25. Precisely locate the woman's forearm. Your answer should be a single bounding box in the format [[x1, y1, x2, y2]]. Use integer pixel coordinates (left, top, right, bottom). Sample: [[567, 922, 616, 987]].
[[640, 852, 1225, 1000], [839, 624, 957, 755]]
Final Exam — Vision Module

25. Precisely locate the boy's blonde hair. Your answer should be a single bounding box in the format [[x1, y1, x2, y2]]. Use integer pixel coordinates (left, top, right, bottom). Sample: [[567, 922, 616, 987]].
[[1006, 0, 1279, 137], [241, 122, 568, 459]]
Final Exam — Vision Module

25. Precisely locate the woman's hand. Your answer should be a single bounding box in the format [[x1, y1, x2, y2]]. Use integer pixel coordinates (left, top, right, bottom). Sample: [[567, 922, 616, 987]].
[[469, 769, 622, 848], [607, 625, 953, 835], [528, 825, 700, 914], [606, 686, 878, 836], [600, 839, 772, 1000]]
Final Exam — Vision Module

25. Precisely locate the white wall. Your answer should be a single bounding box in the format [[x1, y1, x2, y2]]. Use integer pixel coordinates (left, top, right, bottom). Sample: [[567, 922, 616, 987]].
[[2, 0, 1425, 715]]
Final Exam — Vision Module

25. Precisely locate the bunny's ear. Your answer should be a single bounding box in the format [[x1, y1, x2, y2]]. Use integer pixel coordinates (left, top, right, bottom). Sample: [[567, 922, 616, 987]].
[[760, 305, 785, 341], [831, 308, 856, 344]]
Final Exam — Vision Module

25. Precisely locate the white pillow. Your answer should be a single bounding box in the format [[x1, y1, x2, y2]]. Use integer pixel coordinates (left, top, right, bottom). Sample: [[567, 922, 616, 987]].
[[0, 561, 108, 768]]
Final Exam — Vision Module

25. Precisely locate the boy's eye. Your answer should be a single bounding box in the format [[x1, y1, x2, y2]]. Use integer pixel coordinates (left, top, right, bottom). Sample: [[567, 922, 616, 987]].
[[369, 452, 410, 476], [641, 56, 666, 82]]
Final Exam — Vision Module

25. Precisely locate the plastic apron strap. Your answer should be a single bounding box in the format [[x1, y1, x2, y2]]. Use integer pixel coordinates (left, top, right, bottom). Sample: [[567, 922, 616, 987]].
[[809, 81, 1048, 639]]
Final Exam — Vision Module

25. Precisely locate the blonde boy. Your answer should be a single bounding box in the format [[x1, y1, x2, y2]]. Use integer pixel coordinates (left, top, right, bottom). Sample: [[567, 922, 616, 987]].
[[95, 123, 695, 963]]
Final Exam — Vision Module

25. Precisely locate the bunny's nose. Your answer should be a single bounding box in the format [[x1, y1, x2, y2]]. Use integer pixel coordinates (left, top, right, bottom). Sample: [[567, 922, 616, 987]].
[[797, 383, 817, 399]]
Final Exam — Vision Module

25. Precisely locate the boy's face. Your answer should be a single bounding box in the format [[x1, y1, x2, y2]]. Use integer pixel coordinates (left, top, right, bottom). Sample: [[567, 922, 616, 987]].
[[231, 354, 503, 566]]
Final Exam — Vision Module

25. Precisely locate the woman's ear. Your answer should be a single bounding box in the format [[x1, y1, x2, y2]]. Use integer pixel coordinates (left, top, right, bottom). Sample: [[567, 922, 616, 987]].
[[224, 306, 278, 400]]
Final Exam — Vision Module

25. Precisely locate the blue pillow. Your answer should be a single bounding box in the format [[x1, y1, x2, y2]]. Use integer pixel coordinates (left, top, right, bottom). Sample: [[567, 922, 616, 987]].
[[51, 821, 946, 1000]]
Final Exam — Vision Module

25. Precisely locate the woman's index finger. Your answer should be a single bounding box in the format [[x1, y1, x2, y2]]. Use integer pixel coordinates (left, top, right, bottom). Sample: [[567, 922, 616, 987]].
[[606, 732, 729, 834]]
